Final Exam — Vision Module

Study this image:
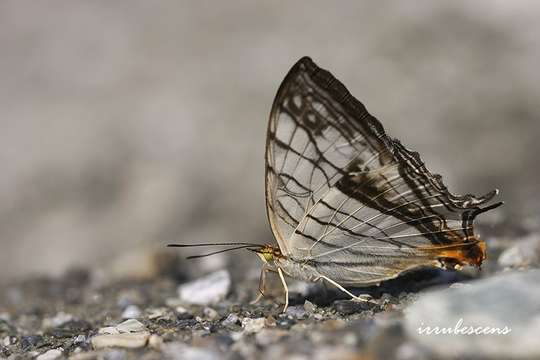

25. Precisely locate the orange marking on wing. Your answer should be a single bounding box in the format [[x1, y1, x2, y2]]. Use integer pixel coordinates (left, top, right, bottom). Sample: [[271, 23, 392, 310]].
[[417, 239, 486, 267]]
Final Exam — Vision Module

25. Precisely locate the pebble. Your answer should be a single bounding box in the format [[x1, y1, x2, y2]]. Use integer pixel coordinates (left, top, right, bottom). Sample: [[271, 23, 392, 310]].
[[42, 312, 73, 328], [285, 305, 308, 319], [303, 300, 316, 313], [20, 335, 44, 351], [242, 317, 266, 333], [222, 313, 240, 327], [333, 299, 377, 315], [74, 335, 87, 344], [116, 319, 146, 333], [178, 270, 231, 305], [48, 320, 92, 338], [148, 334, 163, 350], [99, 326, 120, 335], [203, 307, 219, 321], [91, 332, 150, 349], [121, 305, 142, 319], [404, 269, 540, 359], [146, 307, 168, 319], [36, 348, 63, 360], [275, 315, 295, 329]]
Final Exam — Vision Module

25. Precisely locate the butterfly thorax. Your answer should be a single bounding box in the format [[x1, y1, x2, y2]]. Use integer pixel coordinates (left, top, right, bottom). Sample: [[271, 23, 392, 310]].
[[255, 244, 321, 282]]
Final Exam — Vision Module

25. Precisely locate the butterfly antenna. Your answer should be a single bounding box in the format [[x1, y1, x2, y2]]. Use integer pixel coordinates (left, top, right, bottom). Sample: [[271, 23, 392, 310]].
[[185, 245, 261, 259], [167, 242, 264, 260], [167, 242, 262, 248]]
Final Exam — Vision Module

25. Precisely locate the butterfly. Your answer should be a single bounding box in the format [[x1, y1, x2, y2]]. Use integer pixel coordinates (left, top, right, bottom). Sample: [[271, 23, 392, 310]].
[[169, 57, 502, 311]]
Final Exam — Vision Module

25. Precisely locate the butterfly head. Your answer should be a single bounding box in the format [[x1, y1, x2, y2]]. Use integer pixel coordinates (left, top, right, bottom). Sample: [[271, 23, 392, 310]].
[[252, 244, 283, 263]]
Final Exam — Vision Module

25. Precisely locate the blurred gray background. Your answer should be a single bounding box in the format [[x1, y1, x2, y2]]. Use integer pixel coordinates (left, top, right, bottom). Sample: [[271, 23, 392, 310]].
[[0, 1, 538, 281]]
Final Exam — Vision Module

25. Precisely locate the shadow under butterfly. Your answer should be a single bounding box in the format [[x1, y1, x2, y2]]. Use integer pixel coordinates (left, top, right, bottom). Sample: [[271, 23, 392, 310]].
[[169, 57, 502, 312]]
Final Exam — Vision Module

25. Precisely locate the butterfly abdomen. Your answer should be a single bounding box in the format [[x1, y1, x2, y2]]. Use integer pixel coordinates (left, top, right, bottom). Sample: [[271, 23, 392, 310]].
[[419, 239, 487, 269]]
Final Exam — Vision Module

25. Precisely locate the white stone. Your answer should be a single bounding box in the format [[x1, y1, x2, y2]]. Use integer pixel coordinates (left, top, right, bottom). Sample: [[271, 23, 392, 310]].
[[222, 313, 240, 326], [36, 348, 63, 360], [178, 270, 231, 305], [148, 334, 163, 350], [175, 306, 189, 314], [404, 270, 540, 359], [203, 307, 218, 320], [116, 318, 146, 333], [242, 317, 266, 334], [74, 335, 86, 344], [98, 326, 120, 335], [121, 305, 142, 319], [42, 312, 73, 328], [91, 332, 150, 349], [146, 307, 168, 319]]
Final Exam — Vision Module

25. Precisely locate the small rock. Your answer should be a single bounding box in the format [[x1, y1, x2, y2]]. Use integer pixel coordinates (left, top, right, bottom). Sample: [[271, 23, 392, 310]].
[[116, 319, 146, 333], [43, 312, 73, 328], [0, 345, 10, 358], [242, 317, 266, 334], [175, 306, 189, 314], [303, 300, 316, 313], [404, 269, 540, 359], [203, 307, 219, 321], [178, 270, 231, 305], [222, 313, 240, 327], [0, 319, 16, 337], [275, 315, 295, 329], [48, 320, 92, 338], [162, 342, 220, 360], [74, 335, 87, 344], [177, 312, 195, 321], [99, 326, 120, 335], [146, 307, 168, 319], [121, 305, 141, 319], [285, 305, 307, 319], [333, 299, 377, 315], [36, 348, 63, 360], [91, 332, 150, 349], [20, 335, 44, 351], [148, 334, 163, 350]]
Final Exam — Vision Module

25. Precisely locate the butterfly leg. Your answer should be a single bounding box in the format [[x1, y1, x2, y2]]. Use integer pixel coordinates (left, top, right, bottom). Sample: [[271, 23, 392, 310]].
[[317, 275, 372, 302], [250, 264, 270, 305], [277, 267, 289, 313]]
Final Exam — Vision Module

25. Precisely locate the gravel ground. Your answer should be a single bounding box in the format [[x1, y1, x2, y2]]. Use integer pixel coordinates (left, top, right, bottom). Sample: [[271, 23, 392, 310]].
[[1, 219, 539, 360]]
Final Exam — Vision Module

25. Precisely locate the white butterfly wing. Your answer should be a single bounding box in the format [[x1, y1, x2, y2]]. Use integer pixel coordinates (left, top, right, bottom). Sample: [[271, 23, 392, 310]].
[[265, 57, 500, 284]]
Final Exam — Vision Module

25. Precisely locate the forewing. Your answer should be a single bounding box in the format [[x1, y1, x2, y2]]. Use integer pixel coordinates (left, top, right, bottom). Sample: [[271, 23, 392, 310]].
[[265, 57, 500, 283]]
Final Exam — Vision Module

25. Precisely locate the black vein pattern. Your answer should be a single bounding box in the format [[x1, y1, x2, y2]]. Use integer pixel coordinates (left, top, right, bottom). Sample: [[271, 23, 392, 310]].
[[265, 57, 501, 284]]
